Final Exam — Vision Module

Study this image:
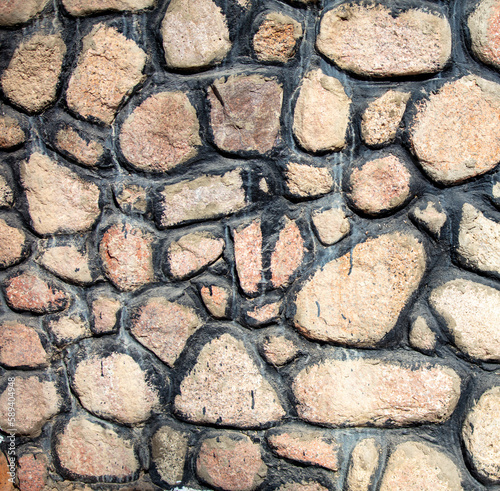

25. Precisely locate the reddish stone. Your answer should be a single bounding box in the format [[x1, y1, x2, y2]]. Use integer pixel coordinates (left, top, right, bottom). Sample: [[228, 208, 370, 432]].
[[17, 453, 48, 491], [468, 0, 500, 70], [90, 296, 121, 334], [246, 301, 281, 325], [262, 336, 298, 366], [0, 219, 27, 269], [233, 220, 263, 296], [0, 452, 15, 491], [200, 284, 231, 318], [0, 116, 25, 149], [271, 219, 304, 288], [0, 322, 48, 368], [55, 126, 103, 167]]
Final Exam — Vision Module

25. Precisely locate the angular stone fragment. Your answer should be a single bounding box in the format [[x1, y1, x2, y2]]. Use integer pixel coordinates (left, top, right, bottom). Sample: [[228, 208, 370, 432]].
[[346, 438, 381, 491], [246, 300, 281, 326], [0, 322, 48, 368], [0, 116, 25, 149], [209, 75, 283, 154], [175, 333, 285, 427], [197, 433, 267, 491], [430, 279, 500, 361], [48, 316, 90, 345], [361, 91, 410, 146], [152, 425, 189, 486], [409, 316, 436, 353], [317, 4, 451, 78], [158, 170, 247, 228], [411, 200, 447, 238], [468, 0, 500, 70], [37, 244, 93, 285], [410, 76, 500, 185], [292, 357, 460, 427], [0, 219, 27, 269], [0, 0, 49, 26], [0, 175, 14, 208], [62, 0, 155, 16], [72, 352, 159, 424], [311, 207, 350, 246], [120, 92, 200, 173], [262, 336, 298, 366], [462, 386, 500, 482], [129, 296, 202, 367], [55, 416, 139, 481], [161, 0, 231, 70], [100, 223, 155, 291], [115, 183, 147, 214], [271, 219, 304, 288], [66, 24, 146, 124], [293, 69, 351, 153], [1, 33, 66, 113], [233, 220, 263, 295], [253, 13, 302, 63], [17, 453, 48, 491], [294, 233, 426, 346], [20, 153, 100, 235], [200, 285, 230, 318], [379, 441, 463, 491], [285, 162, 333, 198], [90, 296, 121, 334], [55, 126, 103, 167]]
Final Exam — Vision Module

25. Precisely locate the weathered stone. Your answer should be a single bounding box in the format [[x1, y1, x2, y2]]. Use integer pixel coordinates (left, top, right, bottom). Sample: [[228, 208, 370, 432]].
[[115, 184, 147, 214], [62, 0, 155, 16], [246, 301, 281, 325], [4, 272, 70, 314], [158, 170, 247, 228], [17, 453, 48, 491], [278, 483, 329, 491], [168, 232, 224, 280], [361, 91, 411, 146], [0, 452, 14, 491], [120, 92, 200, 173], [48, 316, 90, 345], [430, 278, 500, 361], [267, 427, 339, 471], [0, 376, 61, 436], [0, 0, 49, 26], [90, 296, 121, 334], [294, 233, 426, 346], [55, 416, 139, 481], [253, 13, 302, 63], [411, 200, 447, 238], [262, 335, 298, 366], [285, 162, 334, 198], [292, 357, 460, 427], [0, 219, 27, 269], [311, 207, 350, 246], [233, 220, 263, 295], [0, 116, 25, 149], [161, 0, 231, 70], [462, 386, 500, 482], [175, 333, 285, 427], [129, 297, 202, 367], [410, 75, 500, 185], [0, 322, 48, 368], [100, 222, 155, 291], [37, 244, 93, 285], [196, 433, 267, 491], [55, 126, 103, 167], [200, 285, 230, 318], [152, 425, 189, 486], [66, 24, 146, 125], [317, 4, 451, 78], [409, 316, 436, 353], [1, 33, 66, 113], [456, 204, 500, 277], [346, 438, 381, 491], [0, 175, 14, 208], [20, 153, 100, 235], [379, 441, 463, 491], [209, 75, 283, 154], [348, 154, 412, 216], [468, 0, 500, 70], [271, 219, 304, 288], [293, 69, 351, 153]]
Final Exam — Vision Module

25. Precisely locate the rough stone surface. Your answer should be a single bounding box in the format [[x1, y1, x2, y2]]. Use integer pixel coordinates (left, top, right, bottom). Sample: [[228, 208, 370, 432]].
[[90, 296, 121, 334], [120, 92, 200, 173], [292, 358, 460, 427], [262, 335, 298, 366], [293, 69, 351, 153], [129, 296, 202, 367], [0, 175, 14, 208], [151, 425, 188, 486], [430, 278, 500, 361], [409, 316, 436, 353], [317, 4, 451, 78], [246, 300, 281, 325], [37, 244, 93, 285], [209, 75, 283, 154], [20, 153, 100, 235], [0, 219, 27, 269], [200, 285, 230, 318], [48, 316, 90, 345], [196, 433, 267, 491], [17, 453, 48, 491], [410, 76, 500, 185], [285, 162, 333, 198], [62, 0, 155, 16], [233, 220, 263, 295], [66, 24, 146, 125], [161, 0, 231, 70], [1, 33, 66, 113], [277, 483, 329, 491], [361, 91, 411, 146], [348, 154, 412, 216], [411, 200, 447, 238], [0, 322, 48, 368], [311, 207, 350, 246], [72, 352, 159, 424], [346, 438, 381, 491], [0, 116, 25, 149], [271, 219, 304, 288], [175, 334, 285, 428], [0, 452, 14, 491], [294, 233, 426, 346], [55, 416, 139, 481], [0, 0, 49, 26], [55, 126, 103, 167], [462, 386, 500, 482], [468, 0, 500, 70], [115, 183, 147, 214], [253, 13, 302, 63], [159, 170, 247, 228], [379, 441, 463, 491], [100, 223, 155, 291]]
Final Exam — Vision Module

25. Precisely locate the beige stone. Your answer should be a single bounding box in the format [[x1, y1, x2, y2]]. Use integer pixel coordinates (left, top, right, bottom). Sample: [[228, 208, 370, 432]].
[[0, 219, 26, 269], [468, 0, 500, 70], [233, 220, 263, 295], [312, 207, 350, 246], [37, 244, 93, 285], [0, 322, 48, 368], [262, 336, 298, 366], [62, 0, 155, 16], [462, 386, 500, 482], [379, 441, 463, 490], [66, 24, 146, 124], [317, 4, 451, 77], [0, 116, 25, 149], [55, 126, 103, 167], [294, 233, 426, 346], [200, 284, 230, 318], [115, 183, 147, 214], [346, 438, 381, 491], [292, 357, 460, 427], [246, 300, 281, 325], [411, 200, 447, 238], [161, 0, 231, 69], [48, 316, 90, 345], [0, 175, 14, 208], [175, 333, 285, 427], [293, 69, 351, 153], [410, 76, 500, 185], [90, 296, 120, 334], [278, 483, 329, 491], [2, 33, 66, 113], [361, 91, 410, 146], [0, 0, 49, 26], [20, 153, 100, 235], [285, 162, 333, 198], [152, 425, 188, 486], [409, 316, 436, 352]]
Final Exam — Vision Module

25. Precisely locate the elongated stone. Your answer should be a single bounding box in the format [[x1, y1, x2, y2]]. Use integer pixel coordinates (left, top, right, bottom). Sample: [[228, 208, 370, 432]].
[[468, 0, 500, 70]]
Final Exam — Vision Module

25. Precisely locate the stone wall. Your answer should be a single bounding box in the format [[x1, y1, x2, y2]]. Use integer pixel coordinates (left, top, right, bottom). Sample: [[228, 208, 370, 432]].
[[0, 0, 499, 489]]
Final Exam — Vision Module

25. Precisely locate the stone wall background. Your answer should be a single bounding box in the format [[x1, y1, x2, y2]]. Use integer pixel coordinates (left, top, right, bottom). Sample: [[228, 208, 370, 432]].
[[0, 0, 500, 489]]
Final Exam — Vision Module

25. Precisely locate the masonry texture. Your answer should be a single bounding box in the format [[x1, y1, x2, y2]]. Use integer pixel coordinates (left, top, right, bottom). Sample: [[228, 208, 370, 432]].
[[0, 0, 500, 490]]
